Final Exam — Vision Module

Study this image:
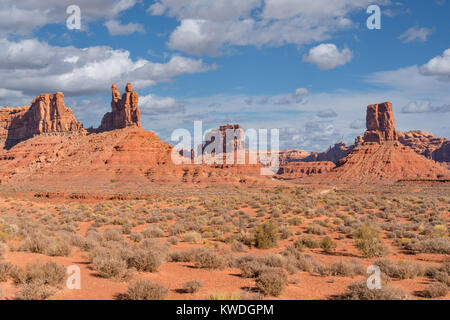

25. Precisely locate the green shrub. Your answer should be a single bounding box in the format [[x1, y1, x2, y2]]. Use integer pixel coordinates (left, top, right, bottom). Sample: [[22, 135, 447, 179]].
[[254, 222, 278, 249], [320, 237, 336, 253], [354, 224, 388, 258]]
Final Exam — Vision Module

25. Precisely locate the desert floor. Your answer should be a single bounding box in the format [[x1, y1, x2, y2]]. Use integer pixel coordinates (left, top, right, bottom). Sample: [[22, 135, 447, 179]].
[[0, 183, 448, 300]]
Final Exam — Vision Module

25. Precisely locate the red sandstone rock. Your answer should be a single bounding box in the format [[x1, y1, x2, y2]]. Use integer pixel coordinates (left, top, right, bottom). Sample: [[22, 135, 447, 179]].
[[278, 161, 334, 177], [303, 142, 353, 164], [99, 83, 141, 131], [363, 102, 398, 143], [334, 103, 448, 181], [398, 130, 448, 160], [0, 92, 82, 148], [432, 141, 450, 163]]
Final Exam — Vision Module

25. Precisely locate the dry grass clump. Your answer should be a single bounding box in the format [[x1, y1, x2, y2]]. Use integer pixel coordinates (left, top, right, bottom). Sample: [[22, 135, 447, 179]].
[[12, 261, 66, 300], [0, 262, 19, 282], [193, 248, 226, 270], [182, 280, 203, 293], [19, 235, 71, 257], [294, 236, 320, 251], [14, 281, 55, 300], [421, 282, 448, 298], [255, 268, 288, 297], [340, 281, 411, 300], [374, 259, 424, 280], [92, 255, 132, 281], [123, 280, 168, 300], [13, 261, 66, 287], [322, 260, 365, 278], [404, 238, 450, 255], [126, 248, 165, 272], [182, 231, 202, 244], [0, 242, 7, 260]]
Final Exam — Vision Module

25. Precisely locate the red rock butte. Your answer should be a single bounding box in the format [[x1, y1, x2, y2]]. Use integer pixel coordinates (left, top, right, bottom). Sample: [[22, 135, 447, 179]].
[[0, 87, 448, 190]]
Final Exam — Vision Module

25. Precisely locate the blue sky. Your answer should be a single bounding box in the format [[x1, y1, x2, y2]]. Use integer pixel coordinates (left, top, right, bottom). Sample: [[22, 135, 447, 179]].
[[0, 0, 449, 151]]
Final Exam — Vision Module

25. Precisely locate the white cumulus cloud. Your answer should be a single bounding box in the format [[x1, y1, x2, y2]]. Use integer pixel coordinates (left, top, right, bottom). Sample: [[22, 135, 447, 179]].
[[303, 43, 353, 70]]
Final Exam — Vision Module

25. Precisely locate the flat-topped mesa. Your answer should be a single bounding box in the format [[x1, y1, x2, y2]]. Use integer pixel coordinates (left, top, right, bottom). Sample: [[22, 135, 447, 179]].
[[1, 92, 82, 148], [99, 83, 141, 131], [363, 102, 398, 143]]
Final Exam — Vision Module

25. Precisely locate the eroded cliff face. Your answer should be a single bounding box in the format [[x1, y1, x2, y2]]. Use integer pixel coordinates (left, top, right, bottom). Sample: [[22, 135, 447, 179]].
[[0, 92, 82, 148], [397, 130, 449, 162], [99, 83, 141, 131], [363, 102, 398, 143]]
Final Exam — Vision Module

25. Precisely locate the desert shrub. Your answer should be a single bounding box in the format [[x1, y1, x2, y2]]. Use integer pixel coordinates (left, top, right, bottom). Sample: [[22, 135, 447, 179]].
[[255, 268, 288, 297], [193, 249, 226, 270], [45, 240, 71, 257], [13, 261, 66, 287], [142, 225, 165, 238], [425, 263, 450, 286], [103, 228, 123, 241], [422, 282, 448, 298], [353, 224, 389, 258], [404, 238, 450, 255], [294, 236, 320, 250], [254, 222, 278, 249], [328, 260, 365, 277], [182, 231, 202, 244], [340, 281, 411, 300], [19, 235, 48, 254], [182, 280, 203, 293], [374, 259, 424, 280], [306, 223, 326, 235], [129, 232, 143, 242], [239, 260, 270, 278], [92, 255, 131, 280], [124, 280, 168, 300], [0, 262, 19, 282], [14, 281, 55, 300], [167, 236, 179, 245], [231, 241, 247, 252], [320, 237, 336, 253], [0, 243, 7, 259], [126, 249, 164, 272]]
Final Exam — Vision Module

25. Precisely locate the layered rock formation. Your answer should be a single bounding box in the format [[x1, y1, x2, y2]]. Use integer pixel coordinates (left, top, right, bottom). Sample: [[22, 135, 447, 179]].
[[363, 102, 398, 143], [432, 141, 450, 163], [398, 130, 449, 162], [278, 161, 335, 178], [278, 149, 310, 163], [99, 83, 141, 131], [303, 142, 353, 164], [334, 102, 448, 181], [0, 92, 82, 148]]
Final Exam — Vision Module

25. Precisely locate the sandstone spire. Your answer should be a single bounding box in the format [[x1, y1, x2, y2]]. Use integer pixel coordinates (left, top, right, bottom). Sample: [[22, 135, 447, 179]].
[[363, 102, 398, 143], [99, 83, 141, 131]]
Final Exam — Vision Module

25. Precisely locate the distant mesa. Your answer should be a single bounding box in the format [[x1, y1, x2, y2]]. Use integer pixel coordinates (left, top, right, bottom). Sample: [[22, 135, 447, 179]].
[[98, 83, 141, 132]]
